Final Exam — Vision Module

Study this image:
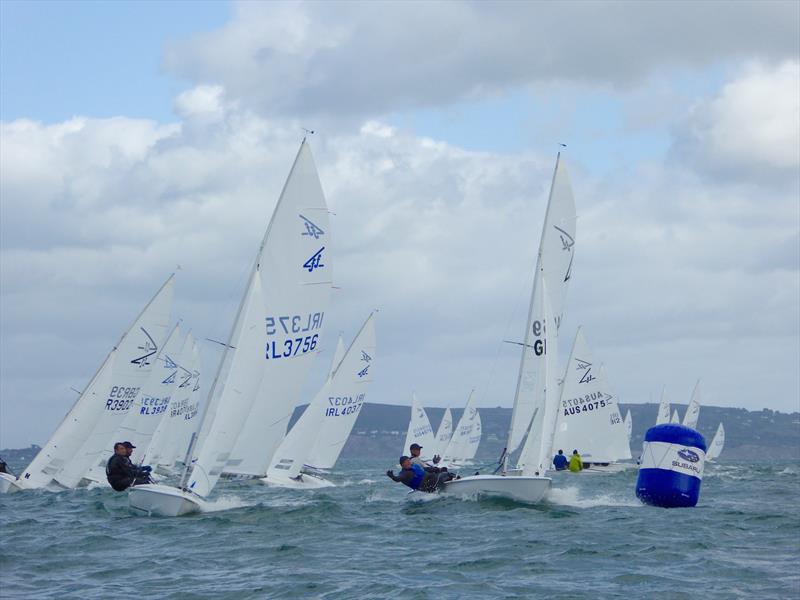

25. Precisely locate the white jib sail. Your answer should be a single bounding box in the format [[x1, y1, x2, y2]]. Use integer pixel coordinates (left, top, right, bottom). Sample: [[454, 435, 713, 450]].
[[683, 380, 701, 429], [168, 338, 202, 467], [656, 386, 671, 425], [550, 328, 631, 463], [433, 408, 453, 458], [464, 410, 482, 460], [83, 322, 185, 482], [268, 312, 376, 478], [402, 394, 436, 460], [187, 269, 268, 497], [517, 277, 560, 476], [225, 141, 333, 477], [706, 423, 725, 461], [443, 391, 478, 464], [624, 409, 633, 443], [506, 154, 576, 455], [671, 409, 680, 424], [20, 275, 174, 489], [143, 331, 199, 468]]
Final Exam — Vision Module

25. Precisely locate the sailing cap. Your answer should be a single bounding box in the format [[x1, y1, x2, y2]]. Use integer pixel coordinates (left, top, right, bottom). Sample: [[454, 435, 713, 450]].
[[122, 441, 136, 449], [399, 455, 411, 464], [410, 443, 422, 450]]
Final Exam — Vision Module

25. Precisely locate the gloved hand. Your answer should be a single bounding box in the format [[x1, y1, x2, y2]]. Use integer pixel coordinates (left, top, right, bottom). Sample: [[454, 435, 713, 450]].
[[432, 454, 441, 464], [386, 470, 394, 478], [141, 465, 152, 472]]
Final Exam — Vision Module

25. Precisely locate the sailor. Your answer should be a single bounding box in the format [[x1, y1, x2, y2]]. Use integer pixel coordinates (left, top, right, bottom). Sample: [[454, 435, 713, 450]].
[[552, 449, 569, 471], [386, 456, 454, 493], [568, 449, 583, 473], [0, 460, 8, 474], [106, 442, 152, 492], [409, 443, 441, 467]]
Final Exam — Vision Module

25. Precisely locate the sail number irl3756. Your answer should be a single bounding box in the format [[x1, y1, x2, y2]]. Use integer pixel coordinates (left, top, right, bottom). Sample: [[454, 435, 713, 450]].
[[265, 312, 324, 359]]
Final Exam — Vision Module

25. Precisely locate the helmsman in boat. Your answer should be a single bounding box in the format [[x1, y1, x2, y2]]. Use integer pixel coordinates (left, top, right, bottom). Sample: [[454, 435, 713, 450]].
[[568, 449, 584, 473], [386, 455, 455, 493], [408, 443, 441, 468], [552, 449, 569, 471], [106, 442, 152, 491]]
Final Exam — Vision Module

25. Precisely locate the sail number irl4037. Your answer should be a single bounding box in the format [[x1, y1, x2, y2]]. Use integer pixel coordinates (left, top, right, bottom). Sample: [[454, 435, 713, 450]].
[[265, 312, 324, 359]]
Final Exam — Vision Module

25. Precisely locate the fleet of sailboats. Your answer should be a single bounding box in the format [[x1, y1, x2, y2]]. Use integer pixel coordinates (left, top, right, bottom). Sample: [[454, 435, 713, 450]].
[[1, 140, 729, 510]]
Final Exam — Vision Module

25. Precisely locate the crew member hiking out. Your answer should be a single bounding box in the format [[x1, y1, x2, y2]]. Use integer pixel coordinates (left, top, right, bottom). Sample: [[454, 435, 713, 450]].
[[106, 442, 152, 491], [553, 449, 568, 471], [386, 456, 456, 493]]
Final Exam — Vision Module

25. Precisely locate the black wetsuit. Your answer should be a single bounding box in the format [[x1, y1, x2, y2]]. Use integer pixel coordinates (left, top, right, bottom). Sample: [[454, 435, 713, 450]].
[[106, 454, 151, 492]]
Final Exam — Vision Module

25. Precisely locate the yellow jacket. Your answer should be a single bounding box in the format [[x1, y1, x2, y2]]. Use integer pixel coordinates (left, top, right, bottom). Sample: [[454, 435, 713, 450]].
[[568, 453, 583, 472]]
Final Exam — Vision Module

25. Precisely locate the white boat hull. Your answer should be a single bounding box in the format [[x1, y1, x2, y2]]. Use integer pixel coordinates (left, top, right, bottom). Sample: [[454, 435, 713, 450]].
[[260, 472, 335, 489], [128, 483, 207, 516], [0, 472, 23, 494], [442, 474, 551, 503]]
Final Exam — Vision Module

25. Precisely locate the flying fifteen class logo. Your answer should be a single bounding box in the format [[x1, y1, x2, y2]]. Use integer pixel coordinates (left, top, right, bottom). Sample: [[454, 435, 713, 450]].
[[554, 225, 575, 282], [576, 358, 595, 384], [178, 366, 193, 388], [299, 214, 325, 239], [357, 364, 370, 378], [303, 247, 325, 272], [361, 351, 372, 363], [131, 328, 158, 367], [192, 370, 201, 392]]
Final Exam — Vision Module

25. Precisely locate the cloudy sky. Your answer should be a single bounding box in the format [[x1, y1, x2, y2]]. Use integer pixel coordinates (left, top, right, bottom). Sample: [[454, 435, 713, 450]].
[[1, 1, 798, 448]]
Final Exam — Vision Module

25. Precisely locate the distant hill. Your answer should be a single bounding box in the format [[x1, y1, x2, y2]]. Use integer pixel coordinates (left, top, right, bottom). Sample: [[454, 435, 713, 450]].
[[3, 403, 797, 470]]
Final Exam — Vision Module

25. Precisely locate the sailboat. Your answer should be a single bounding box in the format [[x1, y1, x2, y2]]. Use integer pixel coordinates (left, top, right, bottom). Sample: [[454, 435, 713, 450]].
[[129, 139, 333, 515], [432, 408, 453, 458], [655, 386, 671, 425], [706, 423, 725, 461], [441, 391, 480, 466], [402, 394, 436, 459], [0, 275, 175, 494], [82, 322, 187, 485], [670, 409, 680, 424], [549, 328, 631, 472], [144, 335, 202, 471], [683, 380, 701, 429], [624, 409, 632, 443], [262, 312, 376, 489], [443, 153, 576, 503]]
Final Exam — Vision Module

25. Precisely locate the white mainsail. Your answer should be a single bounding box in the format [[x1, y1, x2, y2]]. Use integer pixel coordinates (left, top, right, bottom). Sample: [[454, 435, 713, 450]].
[[402, 394, 436, 459], [433, 408, 453, 458], [224, 141, 333, 477], [443, 391, 478, 464], [83, 322, 186, 482], [145, 334, 200, 468], [671, 409, 680, 424], [506, 155, 575, 455], [683, 380, 701, 429], [550, 328, 631, 463], [516, 277, 561, 476], [18, 275, 174, 489], [656, 386, 671, 425], [624, 409, 633, 443], [266, 312, 376, 480], [706, 423, 725, 461]]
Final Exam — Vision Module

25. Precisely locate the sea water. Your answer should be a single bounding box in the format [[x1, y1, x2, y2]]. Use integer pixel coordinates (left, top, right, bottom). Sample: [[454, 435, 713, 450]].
[[0, 459, 798, 599]]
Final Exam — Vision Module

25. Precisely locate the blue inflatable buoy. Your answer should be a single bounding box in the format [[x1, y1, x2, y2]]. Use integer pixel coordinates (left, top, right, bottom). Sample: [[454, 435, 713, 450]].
[[636, 424, 707, 508]]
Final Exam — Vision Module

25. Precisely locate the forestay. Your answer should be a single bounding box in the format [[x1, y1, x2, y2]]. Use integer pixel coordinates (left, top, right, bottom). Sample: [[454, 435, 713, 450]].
[[20, 275, 174, 489], [506, 155, 576, 455], [402, 394, 436, 460], [683, 380, 701, 429], [84, 322, 185, 482], [225, 141, 333, 477], [550, 328, 631, 463], [267, 312, 376, 478]]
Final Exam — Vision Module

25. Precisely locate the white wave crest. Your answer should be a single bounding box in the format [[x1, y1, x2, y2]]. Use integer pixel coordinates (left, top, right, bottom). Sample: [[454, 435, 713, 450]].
[[547, 486, 641, 508]]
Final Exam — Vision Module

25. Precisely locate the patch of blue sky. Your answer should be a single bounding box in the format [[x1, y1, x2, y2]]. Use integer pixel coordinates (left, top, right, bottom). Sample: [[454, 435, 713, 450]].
[[0, 0, 230, 124]]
